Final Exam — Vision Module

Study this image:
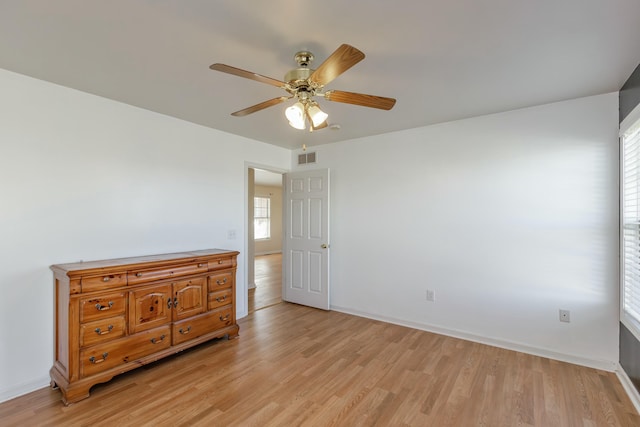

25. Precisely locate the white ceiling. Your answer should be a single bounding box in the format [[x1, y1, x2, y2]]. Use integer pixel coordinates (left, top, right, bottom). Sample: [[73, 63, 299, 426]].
[[1, 1, 640, 150], [254, 169, 282, 187]]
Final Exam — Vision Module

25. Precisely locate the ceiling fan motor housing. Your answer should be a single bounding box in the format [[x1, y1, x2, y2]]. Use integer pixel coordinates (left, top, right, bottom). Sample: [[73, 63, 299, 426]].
[[285, 67, 313, 86]]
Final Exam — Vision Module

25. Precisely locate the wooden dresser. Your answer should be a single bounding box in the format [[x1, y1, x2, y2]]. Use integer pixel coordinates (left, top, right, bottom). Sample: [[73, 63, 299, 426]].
[[50, 249, 239, 405]]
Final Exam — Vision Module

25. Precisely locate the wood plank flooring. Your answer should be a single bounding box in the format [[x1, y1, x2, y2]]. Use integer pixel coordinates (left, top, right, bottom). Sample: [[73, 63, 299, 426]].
[[248, 253, 282, 313], [1, 301, 638, 426]]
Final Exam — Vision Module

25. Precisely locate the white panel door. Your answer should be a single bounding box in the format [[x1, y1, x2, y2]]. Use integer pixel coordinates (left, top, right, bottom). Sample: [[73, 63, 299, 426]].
[[283, 169, 330, 310]]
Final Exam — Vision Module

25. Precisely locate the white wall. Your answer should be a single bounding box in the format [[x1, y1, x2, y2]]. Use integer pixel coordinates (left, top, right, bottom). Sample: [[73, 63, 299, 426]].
[[0, 69, 290, 402], [293, 93, 620, 369]]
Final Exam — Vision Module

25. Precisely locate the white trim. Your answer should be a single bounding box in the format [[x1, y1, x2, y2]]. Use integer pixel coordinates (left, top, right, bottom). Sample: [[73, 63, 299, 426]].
[[616, 363, 640, 414], [331, 305, 617, 372], [621, 102, 640, 136], [622, 316, 640, 344], [0, 376, 49, 404]]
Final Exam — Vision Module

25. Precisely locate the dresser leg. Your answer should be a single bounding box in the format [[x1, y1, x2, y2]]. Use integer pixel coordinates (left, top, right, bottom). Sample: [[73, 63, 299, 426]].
[[227, 324, 240, 339]]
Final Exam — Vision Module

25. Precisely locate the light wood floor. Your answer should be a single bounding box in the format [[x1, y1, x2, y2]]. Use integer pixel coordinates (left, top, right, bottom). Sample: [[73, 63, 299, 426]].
[[1, 301, 639, 426], [248, 253, 282, 313]]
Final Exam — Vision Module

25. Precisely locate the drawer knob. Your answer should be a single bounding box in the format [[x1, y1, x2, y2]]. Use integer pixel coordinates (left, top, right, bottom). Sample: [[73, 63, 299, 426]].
[[151, 334, 166, 344], [94, 325, 114, 335], [135, 272, 143, 277], [219, 314, 230, 322], [198, 263, 205, 268], [95, 301, 114, 311], [179, 326, 192, 335], [216, 295, 227, 303], [218, 260, 223, 264], [216, 278, 227, 286], [89, 352, 108, 364], [102, 276, 111, 282]]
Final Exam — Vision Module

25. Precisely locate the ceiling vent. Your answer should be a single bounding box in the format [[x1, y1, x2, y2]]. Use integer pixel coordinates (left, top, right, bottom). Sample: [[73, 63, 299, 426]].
[[298, 152, 316, 165]]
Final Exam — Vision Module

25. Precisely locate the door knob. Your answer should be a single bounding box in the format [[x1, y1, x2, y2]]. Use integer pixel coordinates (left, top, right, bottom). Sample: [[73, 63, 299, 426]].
[[321, 244, 329, 249]]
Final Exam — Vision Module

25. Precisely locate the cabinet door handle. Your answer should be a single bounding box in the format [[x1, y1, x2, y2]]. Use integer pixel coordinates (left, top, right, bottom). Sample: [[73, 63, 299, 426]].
[[219, 314, 230, 322], [151, 334, 166, 344], [216, 295, 227, 303], [179, 326, 192, 335], [173, 297, 178, 308], [95, 301, 114, 311], [89, 352, 108, 364], [94, 325, 114, 335], [167, 298, 173, 309]]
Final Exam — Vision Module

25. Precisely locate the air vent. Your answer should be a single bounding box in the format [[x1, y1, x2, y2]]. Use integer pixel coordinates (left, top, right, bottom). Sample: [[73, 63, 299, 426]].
[[298, 152, 316, 165]]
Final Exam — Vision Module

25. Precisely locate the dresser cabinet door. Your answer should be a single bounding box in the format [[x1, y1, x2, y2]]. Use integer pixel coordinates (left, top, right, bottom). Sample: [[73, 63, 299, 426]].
[[172, 277, 205, 321], [129, 284, 172, 333]]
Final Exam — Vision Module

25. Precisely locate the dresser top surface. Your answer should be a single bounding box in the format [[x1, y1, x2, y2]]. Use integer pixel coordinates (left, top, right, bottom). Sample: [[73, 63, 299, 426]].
[[51, 249, 239, 275]]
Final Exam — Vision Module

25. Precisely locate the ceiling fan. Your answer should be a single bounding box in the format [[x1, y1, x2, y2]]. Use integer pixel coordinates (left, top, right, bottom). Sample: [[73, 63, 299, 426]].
[[210, 44, 396, 131]]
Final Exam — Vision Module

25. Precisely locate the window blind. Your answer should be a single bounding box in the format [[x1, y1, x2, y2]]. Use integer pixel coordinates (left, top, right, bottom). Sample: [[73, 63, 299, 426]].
[[623, 119, 640, 333]]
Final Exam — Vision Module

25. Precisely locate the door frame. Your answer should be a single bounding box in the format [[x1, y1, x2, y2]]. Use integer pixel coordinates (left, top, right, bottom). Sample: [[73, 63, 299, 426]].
[[242, 162, 288, 319]]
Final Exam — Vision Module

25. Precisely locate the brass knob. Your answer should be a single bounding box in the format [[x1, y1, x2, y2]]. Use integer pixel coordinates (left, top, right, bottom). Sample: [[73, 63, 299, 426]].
[[321, 244, 329, 249]]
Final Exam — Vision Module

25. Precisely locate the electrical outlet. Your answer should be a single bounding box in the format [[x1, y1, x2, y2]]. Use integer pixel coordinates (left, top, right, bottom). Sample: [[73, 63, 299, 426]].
[[227, 229, 236, 240], [559, 309, 570, 323], [426, 289, 435, 302]]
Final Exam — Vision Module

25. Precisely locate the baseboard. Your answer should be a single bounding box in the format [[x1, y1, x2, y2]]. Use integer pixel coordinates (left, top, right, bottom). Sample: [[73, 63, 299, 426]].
[[331, 305, 617, 372], [0, 376, 50, 404], [616, 364, 640, 413], [254, 251, 282, 256]]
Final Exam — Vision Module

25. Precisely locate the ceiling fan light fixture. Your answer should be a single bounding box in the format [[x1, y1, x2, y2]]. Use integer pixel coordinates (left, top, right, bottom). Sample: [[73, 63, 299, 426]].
[[307, 102, 328, 128], [285, 102, 306, 129]]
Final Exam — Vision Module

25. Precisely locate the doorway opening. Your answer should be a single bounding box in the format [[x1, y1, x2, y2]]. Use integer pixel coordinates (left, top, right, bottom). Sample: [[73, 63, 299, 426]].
[[248, 168, 284, 313]]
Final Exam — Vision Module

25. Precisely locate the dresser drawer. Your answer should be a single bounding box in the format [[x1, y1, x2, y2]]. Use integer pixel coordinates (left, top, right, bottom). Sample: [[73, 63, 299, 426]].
[[80, 292, 126, 322], [208, 256, 235, 271], [172, 310, 222, 345], [81, 272, 127, 292], [128, 262, 208, 285], [80, 326, 171, 377], [208, 288, 233, 310], [80, 316, 126, 347], [209, 305, 234, 331], [208, 271, 233, 291]]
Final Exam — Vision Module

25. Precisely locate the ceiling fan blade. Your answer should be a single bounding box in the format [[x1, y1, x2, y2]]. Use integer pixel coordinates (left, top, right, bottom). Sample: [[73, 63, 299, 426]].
[[309, 44, 365, 87], [210, 63, 286, 88], [231, 96, 291, 117], [324, 90, 396, 110]]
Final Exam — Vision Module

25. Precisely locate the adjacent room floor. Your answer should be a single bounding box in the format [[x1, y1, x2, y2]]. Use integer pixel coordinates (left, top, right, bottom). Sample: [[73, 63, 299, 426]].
[[249, 253, 282, 313]]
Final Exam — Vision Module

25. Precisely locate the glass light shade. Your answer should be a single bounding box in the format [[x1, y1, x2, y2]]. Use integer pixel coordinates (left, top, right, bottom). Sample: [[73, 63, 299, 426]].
[[307, 103, 328, 127], [285, 102, 306, 129], [288, 120, 306, 130]]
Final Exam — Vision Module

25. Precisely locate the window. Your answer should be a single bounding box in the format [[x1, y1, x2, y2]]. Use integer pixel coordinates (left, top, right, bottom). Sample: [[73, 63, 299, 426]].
[[622, 114, 640, 338], [254, 196, 271, 240]]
